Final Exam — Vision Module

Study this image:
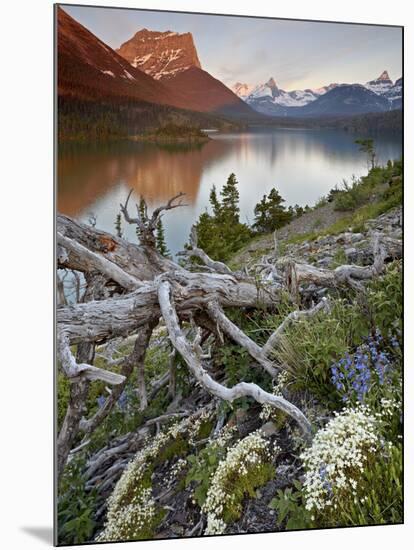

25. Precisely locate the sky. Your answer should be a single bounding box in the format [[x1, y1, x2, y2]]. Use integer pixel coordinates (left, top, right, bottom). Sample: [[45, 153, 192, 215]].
[[63, 4, 402, 91]]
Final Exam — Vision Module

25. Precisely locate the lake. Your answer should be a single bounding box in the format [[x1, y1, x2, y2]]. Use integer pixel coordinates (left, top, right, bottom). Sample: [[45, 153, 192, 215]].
[[58, 127, 402, 255]]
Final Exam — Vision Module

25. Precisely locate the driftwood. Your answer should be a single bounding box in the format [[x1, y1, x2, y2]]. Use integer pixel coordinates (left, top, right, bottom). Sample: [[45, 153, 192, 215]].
[[56, 191, 390, 476]]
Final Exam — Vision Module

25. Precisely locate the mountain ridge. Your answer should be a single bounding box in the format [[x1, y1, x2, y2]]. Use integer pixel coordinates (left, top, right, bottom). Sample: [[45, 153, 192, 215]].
[[116, 27, 256, 117], [232, 71, 402, 116]]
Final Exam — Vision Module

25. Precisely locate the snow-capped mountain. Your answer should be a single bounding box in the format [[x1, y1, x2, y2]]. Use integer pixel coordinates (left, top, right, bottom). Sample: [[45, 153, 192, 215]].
[[232, 82, 256, 100], [231, 77, 339, 115], [387, 77, 403, 108], [117, 29, 201, 80], [233, 71, 402, 116], [57, 7, 189, 109], [365, 70, 394, 95], [117, 28, 255, 116], [296, 84, 391, 116]]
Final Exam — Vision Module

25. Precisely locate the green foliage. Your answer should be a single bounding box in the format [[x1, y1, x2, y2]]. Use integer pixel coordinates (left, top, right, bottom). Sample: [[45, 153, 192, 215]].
[[330, 247, 347, 268], [253, 188, 293, 233], [223, 463, 275, 524], [156, 218, 170, 257], [269, 259, 401, 408], [315, 444, 402, 528], [186, 443, 228, 507], [314, 195, 329, 208], [269, 481, 313, 530], [58, 458, 97, 545], [220, 173, 240, 222], [272, 299, 367, 405], [195, 173, 252, 261], [334, 159, 402, 212], [154, 123, 207, 139], [58, 96, 234, 142], [57, 372, 70, 430], [154, 436, 189, 465], [114, 213, 123, 238], [355, 138, 376, 169], [216, 345, 250, 385], [366, 261, 402, 335]]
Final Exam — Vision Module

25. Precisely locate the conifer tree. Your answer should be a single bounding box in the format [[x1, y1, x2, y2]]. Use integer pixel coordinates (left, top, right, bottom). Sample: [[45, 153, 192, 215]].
[[253, 188, 292, 233], [220, 173, 240, 223], [209, 185, 221, 218], [355, 138, 376, 170], [136, 197, 147, 240], [114, 213, 123, 238], [156, 218, 170, 257], [194, 173, 251, 262]]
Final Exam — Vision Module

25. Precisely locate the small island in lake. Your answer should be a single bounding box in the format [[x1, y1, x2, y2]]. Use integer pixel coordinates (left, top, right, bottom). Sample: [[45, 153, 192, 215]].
[[130, 123, 211, 144]]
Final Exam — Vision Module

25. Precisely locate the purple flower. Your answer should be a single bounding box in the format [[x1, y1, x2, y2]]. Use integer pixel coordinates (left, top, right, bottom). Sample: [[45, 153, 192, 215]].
[[97, 395, 106, 408]]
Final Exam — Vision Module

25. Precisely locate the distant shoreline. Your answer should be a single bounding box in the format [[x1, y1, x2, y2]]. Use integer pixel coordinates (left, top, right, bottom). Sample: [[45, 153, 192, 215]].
[[128, 133, 211, 144]]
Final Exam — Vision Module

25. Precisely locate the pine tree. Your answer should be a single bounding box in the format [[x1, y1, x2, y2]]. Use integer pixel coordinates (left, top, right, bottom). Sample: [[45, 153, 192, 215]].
[[114, 213, 123, 238], [220, 173, 240, 223], [209, 185, 221, 218], [136, 197, 147, 240], [355, 138, 376, 170], [194, 173, 251, 262], [156, 218, 170, 257], [253, 188, 292, 233]]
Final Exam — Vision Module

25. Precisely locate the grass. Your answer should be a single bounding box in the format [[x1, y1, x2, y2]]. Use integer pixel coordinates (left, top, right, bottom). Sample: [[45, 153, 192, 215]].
[[228, 159, 402, 264], [285, 195, 400, 246]]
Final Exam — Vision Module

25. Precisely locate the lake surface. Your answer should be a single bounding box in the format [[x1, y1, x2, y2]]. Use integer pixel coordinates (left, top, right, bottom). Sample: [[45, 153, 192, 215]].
[[58, 127, 402, 255]]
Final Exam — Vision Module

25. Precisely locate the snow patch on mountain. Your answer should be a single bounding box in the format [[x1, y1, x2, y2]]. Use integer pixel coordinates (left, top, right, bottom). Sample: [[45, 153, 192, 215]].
[[233, 71, 402, 115]]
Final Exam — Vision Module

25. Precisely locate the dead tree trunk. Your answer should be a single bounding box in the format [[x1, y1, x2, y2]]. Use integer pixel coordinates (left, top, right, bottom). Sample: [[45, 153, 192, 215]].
[[56, 192, 390, 471]]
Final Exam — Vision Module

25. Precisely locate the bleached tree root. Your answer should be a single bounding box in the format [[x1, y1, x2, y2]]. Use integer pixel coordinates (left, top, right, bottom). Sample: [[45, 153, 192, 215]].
[[79, 321, 156, 436], [56, 197, 396, 476], [158, 280, 312, 440], [177, 225, 234, 275], [57, 332, 126, 385]]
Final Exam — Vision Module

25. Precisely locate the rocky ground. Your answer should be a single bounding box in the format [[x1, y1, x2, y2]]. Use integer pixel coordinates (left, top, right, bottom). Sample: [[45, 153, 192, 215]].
[[282, 206, 402, 268], [232, 205, 402, 271]]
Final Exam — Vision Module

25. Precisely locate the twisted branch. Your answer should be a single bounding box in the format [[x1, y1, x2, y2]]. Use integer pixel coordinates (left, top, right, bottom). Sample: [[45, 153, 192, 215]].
[[158, 280, 312, 440]]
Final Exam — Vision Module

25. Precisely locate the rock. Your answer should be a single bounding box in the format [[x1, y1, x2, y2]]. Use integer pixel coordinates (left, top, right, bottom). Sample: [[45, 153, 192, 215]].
[[260, 421, 278, 437], [350, 233, 364, 242], [345, 247, 358, 262], [317, 257, 333, 267]]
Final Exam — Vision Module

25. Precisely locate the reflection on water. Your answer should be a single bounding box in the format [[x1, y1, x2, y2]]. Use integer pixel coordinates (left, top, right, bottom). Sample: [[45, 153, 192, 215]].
[[58, 127, 401, 255]]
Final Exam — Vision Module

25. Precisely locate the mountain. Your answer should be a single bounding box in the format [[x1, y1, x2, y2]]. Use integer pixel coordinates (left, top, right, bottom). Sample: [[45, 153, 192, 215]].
[[58, 7, 255, 122], [234, 71, 402, 117], [117, 29, 201, 80], [231, 77, 339, 115], [57, 7, 188, 108], [117, 29, 256, 117], [295, 84, 391, 116], [232, 82, 255, 100], [365, 70, 394, 95], [387, 77, 403, 108]]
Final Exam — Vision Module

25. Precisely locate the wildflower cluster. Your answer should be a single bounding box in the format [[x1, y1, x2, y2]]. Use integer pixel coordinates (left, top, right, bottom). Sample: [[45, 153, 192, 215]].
[[96, 389, 129, 411], [330, 328, 396, 404], [260, 370, 289, 421], [98, 413, 207, 542], [300, 405, 379, 514], [203, 430, 277, 535], [166, 458, 188, 486]]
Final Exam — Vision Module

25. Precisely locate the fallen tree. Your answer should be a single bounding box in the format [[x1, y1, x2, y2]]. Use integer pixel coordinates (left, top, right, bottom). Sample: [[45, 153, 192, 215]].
[[56, 191, 390, 479]]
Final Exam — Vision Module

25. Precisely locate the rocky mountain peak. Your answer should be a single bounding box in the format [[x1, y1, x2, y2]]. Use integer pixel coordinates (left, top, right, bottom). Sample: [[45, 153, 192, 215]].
[[377, 70, 391, 81], [266, 77, 278, 89], [117, 29, 201, 80]]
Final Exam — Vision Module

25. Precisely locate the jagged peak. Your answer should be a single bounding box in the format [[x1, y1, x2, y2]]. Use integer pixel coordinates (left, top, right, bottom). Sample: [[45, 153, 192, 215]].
[[266, 77, 278, 88], [377, 70, 391, 81]]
